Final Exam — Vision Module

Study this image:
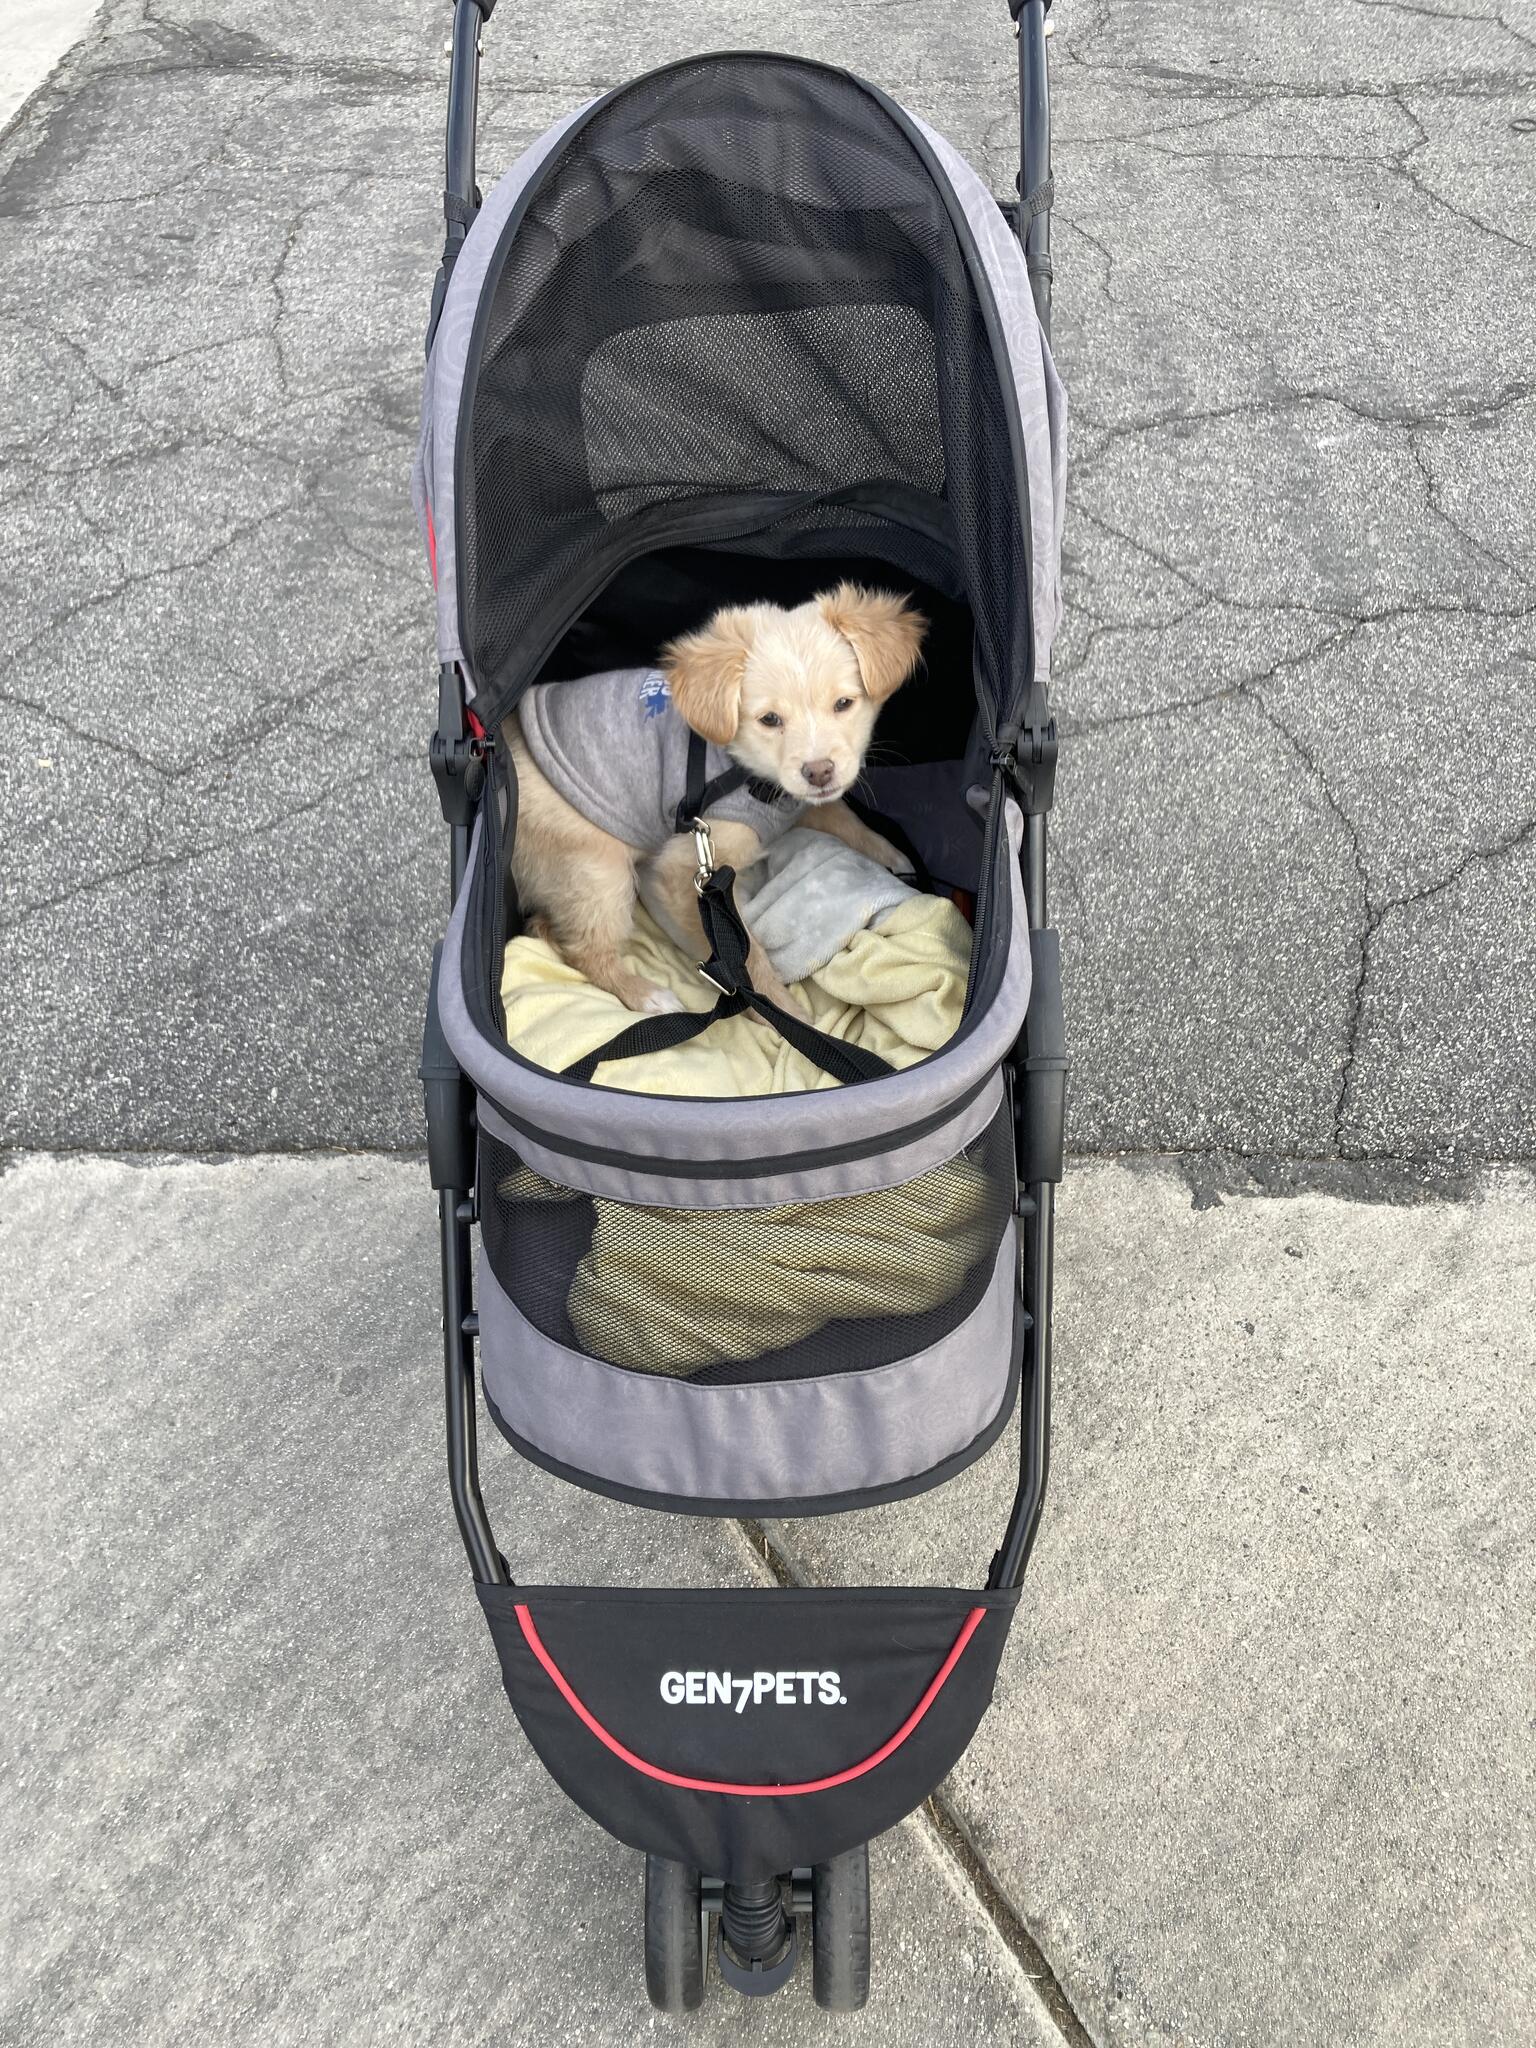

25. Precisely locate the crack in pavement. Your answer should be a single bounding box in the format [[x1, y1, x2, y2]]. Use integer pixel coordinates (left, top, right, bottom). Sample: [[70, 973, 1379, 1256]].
[[1056, 614, 1356, 735], [1333, 810, 1536, 1145], [1066, 503, 1536, 632], [0, 781, 343, 929], [1056, 613, 1536, 1159], [1097, 93, 1536, 261], [3, 491, 314, 676], [267, 175, 370, 397], [733, 1519, 1098, 2048], [1404, 426, 1531, 587], [1068, 380, 1536, 451], [1058, 45, 1536, 108], [1052, 46, 1536, 255], [1246, 695, 1374, 1149], [1389, 85, 1533, 253]]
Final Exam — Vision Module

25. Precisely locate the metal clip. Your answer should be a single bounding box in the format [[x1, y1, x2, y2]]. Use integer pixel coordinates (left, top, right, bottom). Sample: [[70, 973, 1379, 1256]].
[[692, 818, 715, 895]]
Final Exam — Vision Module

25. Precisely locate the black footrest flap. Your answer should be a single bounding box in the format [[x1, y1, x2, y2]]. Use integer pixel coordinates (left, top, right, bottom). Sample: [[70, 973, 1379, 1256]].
[[478, 1582, 1020, 1882]]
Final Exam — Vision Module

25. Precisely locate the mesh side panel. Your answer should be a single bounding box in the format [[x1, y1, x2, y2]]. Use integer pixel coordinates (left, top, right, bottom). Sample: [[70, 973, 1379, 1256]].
[[458, 56, 1028, 729], [479, 1107, 1015, 1385], [581, 303, 943, 522]]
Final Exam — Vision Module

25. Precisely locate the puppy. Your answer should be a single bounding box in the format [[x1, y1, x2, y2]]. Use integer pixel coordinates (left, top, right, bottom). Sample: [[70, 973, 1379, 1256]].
[[504, 584, 926, 1021]]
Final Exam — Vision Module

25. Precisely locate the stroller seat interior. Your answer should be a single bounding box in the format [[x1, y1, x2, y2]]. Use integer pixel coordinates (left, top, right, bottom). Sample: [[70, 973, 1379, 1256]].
[[417, 19, 1067, 2012]]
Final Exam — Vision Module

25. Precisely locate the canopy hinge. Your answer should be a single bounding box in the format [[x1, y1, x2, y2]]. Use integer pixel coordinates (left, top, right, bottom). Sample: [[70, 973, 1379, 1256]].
[[430, 728, 488, 826], [991, 707, 1058, 815], [431, 664, 489, 826]]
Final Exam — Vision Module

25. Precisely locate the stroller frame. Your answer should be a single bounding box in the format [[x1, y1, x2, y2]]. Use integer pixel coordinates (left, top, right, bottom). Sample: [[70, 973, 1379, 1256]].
[[420, 0, 1063, 2007]]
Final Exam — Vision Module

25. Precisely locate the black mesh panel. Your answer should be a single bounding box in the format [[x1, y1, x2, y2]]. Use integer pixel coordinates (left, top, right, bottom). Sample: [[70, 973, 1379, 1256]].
[[458, 56, 1028, 733], [479, 1107, 1015, 1385]]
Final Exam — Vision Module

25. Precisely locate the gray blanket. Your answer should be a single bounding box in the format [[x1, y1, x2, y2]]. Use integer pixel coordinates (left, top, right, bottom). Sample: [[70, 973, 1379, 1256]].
[[637, 826, 919, 987]]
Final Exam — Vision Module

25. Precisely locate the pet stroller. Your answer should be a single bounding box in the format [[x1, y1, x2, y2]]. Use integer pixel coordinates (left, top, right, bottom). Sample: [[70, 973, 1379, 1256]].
[[415, 0, 1066, 2010]]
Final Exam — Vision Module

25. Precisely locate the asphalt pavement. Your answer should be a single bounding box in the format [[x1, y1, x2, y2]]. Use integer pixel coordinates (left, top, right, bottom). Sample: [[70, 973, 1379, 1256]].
[[2, 0, 1532, 1160]]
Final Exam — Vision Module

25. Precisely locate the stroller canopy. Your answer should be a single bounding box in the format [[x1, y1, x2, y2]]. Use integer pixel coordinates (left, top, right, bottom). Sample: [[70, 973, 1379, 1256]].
[[416, 54, 1066, 738]]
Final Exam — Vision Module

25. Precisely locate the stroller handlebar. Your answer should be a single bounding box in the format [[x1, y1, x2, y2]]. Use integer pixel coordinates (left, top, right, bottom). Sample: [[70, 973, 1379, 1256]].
[[440, 0, 1051, 279]]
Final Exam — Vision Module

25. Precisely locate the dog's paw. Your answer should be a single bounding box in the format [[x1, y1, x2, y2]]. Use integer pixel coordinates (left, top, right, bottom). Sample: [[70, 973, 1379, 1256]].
[[640, 987, 686, 1016], [868, 834, 913, 876]]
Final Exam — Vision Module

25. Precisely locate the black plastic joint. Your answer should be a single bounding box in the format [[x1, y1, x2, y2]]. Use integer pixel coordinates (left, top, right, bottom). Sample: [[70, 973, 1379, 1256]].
[[1025, 714, 1058, 813], [990, 706, 1058, 816], [430, 666, 488, 826], [458, 0, 497, 19], [421, 942, 476, 1191], [430, 728, 487, 825], [442, 189, 479, 253], [1013, 927, 1067, 1184]]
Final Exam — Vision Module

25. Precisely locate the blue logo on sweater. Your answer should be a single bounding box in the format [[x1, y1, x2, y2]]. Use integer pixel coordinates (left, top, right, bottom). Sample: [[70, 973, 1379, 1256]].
[[639, 673, 671, 721]]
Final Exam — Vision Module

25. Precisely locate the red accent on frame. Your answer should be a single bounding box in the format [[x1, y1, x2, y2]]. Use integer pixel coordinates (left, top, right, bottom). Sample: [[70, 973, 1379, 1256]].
[[466, 706, 486, 740], [425, 501, 439, 587], [513, 1602, 987, 1798]]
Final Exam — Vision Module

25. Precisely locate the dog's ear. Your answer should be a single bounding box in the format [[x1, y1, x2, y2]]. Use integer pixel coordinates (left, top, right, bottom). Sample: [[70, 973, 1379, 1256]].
[[659, 606, 761, 744], [817, 584, 927, 702]]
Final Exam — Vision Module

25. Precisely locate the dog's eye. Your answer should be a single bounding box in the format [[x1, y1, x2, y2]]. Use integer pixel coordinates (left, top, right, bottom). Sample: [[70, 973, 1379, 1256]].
[[758, 712, 783, 729], [833, 696, 855, 713]]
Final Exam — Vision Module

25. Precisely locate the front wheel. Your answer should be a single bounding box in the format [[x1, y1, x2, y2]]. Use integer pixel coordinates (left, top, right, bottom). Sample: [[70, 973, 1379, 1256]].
[[644, 1855, 705, 2012], [811, 1844, 871, 2011]]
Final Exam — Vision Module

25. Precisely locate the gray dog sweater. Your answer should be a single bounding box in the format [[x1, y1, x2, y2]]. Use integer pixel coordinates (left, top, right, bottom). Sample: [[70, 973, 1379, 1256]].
[[518, 666, 803, 854]]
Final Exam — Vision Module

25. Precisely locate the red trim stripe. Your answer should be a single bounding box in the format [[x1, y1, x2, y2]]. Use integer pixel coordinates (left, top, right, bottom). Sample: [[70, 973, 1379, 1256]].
[[425, 501, 439, 587], [513, 1602, 987, 1797]]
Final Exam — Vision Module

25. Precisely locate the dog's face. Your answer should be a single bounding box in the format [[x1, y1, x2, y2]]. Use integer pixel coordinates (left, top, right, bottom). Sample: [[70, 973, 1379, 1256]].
[[659, 585, 926, 805]]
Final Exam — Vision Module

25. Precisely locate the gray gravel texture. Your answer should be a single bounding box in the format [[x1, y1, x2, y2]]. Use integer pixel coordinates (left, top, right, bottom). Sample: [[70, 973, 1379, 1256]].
[[1, 0, 1532, 1162]]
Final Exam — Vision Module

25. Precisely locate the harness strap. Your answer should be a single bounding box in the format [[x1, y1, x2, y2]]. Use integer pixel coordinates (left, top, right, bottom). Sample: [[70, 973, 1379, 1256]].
[[671, 728, 787, 834], [564, 730, 891, 1087], [562, 867, 894, 1086]]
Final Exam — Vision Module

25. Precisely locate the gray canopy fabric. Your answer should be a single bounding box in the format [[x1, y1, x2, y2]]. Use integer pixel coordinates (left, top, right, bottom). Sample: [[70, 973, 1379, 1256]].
[[411, 57, 1067, 724], [412, 96, 593, 687], [912, 113, 1067, 682]]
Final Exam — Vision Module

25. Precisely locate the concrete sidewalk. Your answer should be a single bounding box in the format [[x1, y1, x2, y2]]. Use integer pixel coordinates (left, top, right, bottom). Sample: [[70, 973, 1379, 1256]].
[[3, 1154, 1532, 2044], [0, 1157, 1063, 2048], [0, 0, 101, 130]]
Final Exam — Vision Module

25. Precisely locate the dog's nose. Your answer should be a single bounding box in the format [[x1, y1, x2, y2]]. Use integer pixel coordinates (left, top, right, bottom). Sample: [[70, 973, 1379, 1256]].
[[802, 758, 836, 790]]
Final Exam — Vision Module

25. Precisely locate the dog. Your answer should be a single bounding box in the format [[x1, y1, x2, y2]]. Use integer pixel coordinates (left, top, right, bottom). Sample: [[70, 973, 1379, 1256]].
[[503, 584, 926, 1021]]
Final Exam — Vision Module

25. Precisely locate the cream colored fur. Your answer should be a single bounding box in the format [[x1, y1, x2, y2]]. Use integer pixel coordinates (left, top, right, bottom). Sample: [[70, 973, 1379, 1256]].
[[505, 585, 926, 1021]]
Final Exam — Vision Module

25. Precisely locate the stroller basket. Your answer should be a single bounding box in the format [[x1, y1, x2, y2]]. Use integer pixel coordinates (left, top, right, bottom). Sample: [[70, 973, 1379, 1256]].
[[480, 1583, 1021, 1883], [477, 1104, 1023, 1511]]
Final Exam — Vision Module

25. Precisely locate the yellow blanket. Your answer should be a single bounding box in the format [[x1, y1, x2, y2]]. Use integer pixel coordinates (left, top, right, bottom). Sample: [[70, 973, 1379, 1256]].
[[495, 1155, 998, 1374], [496, 896, 990, 1375], [499, 893, 973, 1096]]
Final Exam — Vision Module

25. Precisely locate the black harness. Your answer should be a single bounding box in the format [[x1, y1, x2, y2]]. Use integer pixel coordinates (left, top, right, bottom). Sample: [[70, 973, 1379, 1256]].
[[669, 727, 787, 835], [563, 731, 895, 1087]]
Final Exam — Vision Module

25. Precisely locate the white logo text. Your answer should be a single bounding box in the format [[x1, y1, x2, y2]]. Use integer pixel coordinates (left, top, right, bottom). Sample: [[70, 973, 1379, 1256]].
[[659, 1670, 846, 1712]]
